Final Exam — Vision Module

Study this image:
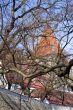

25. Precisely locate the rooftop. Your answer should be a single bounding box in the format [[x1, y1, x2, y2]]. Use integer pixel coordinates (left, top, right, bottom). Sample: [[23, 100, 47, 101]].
[[0, 87, 73, 110]]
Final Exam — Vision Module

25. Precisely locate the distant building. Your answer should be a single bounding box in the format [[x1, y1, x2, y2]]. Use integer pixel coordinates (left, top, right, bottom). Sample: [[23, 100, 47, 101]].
[[35, 27, 60, 56], [34, 26, 67, 64]]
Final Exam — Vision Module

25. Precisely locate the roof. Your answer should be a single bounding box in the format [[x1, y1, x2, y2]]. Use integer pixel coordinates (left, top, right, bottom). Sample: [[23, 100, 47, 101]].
[[0, 87, 48, 110], [0, 87, 73, 110]]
